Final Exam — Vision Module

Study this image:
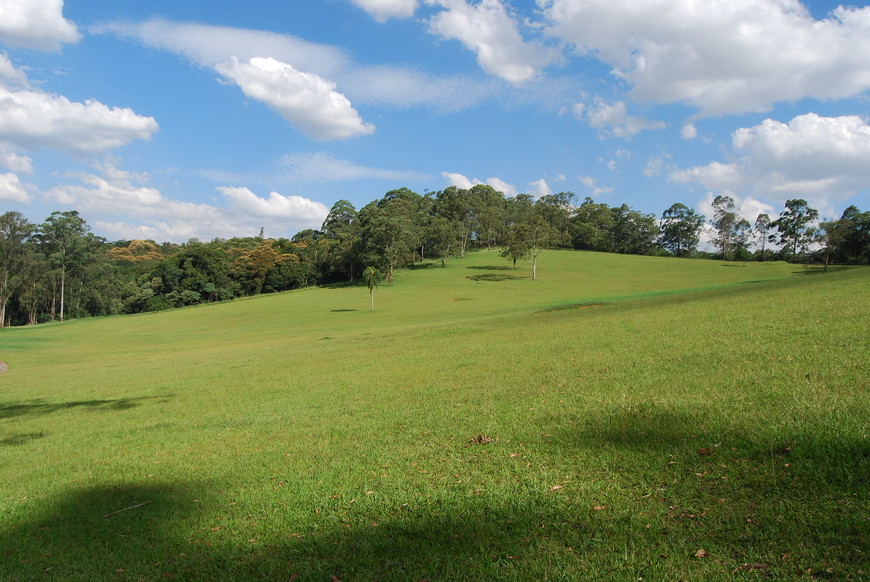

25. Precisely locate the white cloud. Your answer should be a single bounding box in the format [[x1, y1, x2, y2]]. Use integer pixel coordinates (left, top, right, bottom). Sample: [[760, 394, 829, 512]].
[[0, 143, 32, 173], [0, 172, 30, 202], [218, 186, 329, 222], [579, 175, 613, 197], [215, 57, 375, 141], [671, 113, 870, 215], [426, 0, 557, 84], [487, 177, 517, 197], [681, 123, 698, 140], [442, 171, 477, 189], [0, 0, 80, 52], [349, 0, 418, 21], [542, 0, 870, 116], [43, 162, 327, 242], [575, 98, 666, 138], [529, 178, 551, 197], [0, 53, 29, 89], [0, 87, 158, 155], [441, 171, 517, 195], [96, 19, 347, 73]]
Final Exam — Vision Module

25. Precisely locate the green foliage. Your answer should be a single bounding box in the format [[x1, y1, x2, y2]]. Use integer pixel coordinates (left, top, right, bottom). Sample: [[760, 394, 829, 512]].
[[659, 202, 705, 257]]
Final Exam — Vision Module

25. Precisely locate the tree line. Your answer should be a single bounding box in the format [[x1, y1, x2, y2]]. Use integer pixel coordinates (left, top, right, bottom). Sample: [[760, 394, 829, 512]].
[[1, 186, 867, 326]]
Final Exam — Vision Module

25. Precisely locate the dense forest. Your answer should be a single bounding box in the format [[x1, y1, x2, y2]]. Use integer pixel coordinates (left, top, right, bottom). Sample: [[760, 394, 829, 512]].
[[1, 186, 868, 326]]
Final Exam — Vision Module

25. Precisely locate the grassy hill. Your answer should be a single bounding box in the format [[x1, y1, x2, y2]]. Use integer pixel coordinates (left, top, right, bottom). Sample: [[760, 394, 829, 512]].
[[1, 250, 867, 581]]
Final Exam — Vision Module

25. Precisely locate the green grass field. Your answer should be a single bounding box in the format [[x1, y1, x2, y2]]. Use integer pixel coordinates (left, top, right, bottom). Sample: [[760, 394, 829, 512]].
[[1, 250, 867, 581]]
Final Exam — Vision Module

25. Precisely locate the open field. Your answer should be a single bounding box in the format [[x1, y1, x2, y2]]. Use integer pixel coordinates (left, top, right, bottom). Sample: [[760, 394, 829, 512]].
[[1, 250, 867, 581]]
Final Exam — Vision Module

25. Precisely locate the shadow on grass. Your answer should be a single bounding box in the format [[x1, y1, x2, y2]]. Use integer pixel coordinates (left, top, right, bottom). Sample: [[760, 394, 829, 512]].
[[0, 431, 46, 446], [466, 265, 514, 271], [0, 395, 172, 420], [0, 481, 605, 581], [537, 404, 867, 576], [466, 273, 525, 282]]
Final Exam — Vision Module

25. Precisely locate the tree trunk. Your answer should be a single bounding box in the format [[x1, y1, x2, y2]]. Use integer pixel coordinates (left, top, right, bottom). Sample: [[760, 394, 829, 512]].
[[59, 268, 65, 322], [369, 288, 374, 311], [532, 254, 538, 280]]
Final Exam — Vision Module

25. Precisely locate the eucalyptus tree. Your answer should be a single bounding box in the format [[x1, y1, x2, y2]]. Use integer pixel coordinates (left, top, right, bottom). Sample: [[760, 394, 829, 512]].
[[754, 213, 773, 261], [658, 203, 705, 257], [571, 197, 614, 252], [711, 194, 740, 259], [772, 199, 819, 259], [358, 189, 422, 284], [0, 212, 35, 326], [611, 204, 659, 255], [36, 211, 92, 322], [501, 194, 566, 279]]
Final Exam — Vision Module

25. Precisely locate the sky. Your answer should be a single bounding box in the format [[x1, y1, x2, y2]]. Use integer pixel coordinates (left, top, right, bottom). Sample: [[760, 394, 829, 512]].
[[0, 0, 868, 243]]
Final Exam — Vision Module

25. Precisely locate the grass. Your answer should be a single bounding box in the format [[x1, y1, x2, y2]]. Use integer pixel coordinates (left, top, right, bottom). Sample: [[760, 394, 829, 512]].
[[0, 250, 867, 581]]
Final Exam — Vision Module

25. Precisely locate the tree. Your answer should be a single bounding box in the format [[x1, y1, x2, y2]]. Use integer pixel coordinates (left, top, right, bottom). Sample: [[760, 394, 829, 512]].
[[36, 211, 91, 322], [363, 266, 382, 311], [0, 212, 35, 326], [711, 195, 739, 259], [659, 203, 705, 257], [611, 204, 658, 255], [754, 213, 773, 261], [501, 195, 566, 279], [358, 190, 422, 284], [571, 198, 614, 252], [772, 199, 819, 260]]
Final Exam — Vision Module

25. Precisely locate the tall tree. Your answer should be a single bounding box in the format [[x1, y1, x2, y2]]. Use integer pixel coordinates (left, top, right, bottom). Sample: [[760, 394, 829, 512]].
[[754, 213, 773, 261], [358, 189, 422, 284], [772, 199, 819, 259], [571, 198, 614, 252], [36, 211, 91, 322], [711, 195, 739, 259], [658, 203, 705, 257], [0, 212, 35, 327]]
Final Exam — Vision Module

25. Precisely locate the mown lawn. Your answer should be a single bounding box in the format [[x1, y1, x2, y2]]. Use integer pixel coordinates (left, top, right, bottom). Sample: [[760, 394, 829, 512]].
[[1, 250, 867, 581]]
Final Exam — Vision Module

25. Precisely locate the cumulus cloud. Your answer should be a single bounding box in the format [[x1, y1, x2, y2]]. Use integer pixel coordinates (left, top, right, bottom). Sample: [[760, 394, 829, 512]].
[[99, 18, 490, 126], [426, 0, 558, 84], [575, 98, 666, 138], [0, 53, 29, 88], [349, 0, 418, 21], [0, 143, 32, 173], [218, 186, 329, 222], [542, 0, 870, 116], [44, 162, 328, 242], [671, 113, 870, 215], [215, 57, 375, 141], [0, 172, 30, 203], [0, 87, 158, 155], [528, 178, 552, 197], [441, 171, 517, 196], [0, 0, 80, 52]]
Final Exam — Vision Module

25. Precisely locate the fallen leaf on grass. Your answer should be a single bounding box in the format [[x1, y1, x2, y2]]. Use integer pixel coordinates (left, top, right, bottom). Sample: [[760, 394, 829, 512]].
[[592, 505, 608, 511], [550, 485, 563, 491], [698, 448, 715, 456], [694, 549, 709, 558]]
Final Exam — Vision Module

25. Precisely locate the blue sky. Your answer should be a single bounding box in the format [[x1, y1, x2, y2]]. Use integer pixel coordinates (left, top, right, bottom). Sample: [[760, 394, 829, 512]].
[[0, 0, 868, 243]]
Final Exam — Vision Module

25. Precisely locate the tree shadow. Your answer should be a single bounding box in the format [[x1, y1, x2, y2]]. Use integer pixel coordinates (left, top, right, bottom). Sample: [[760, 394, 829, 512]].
[[330, 309, 358, 312], [0, 395, 172, 420], [466, 273, 525, 282], [0, 431, 46, 446], [537, 404, 867, 575], [466, 265, 514, 271], [0, 480, 599, 581]]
